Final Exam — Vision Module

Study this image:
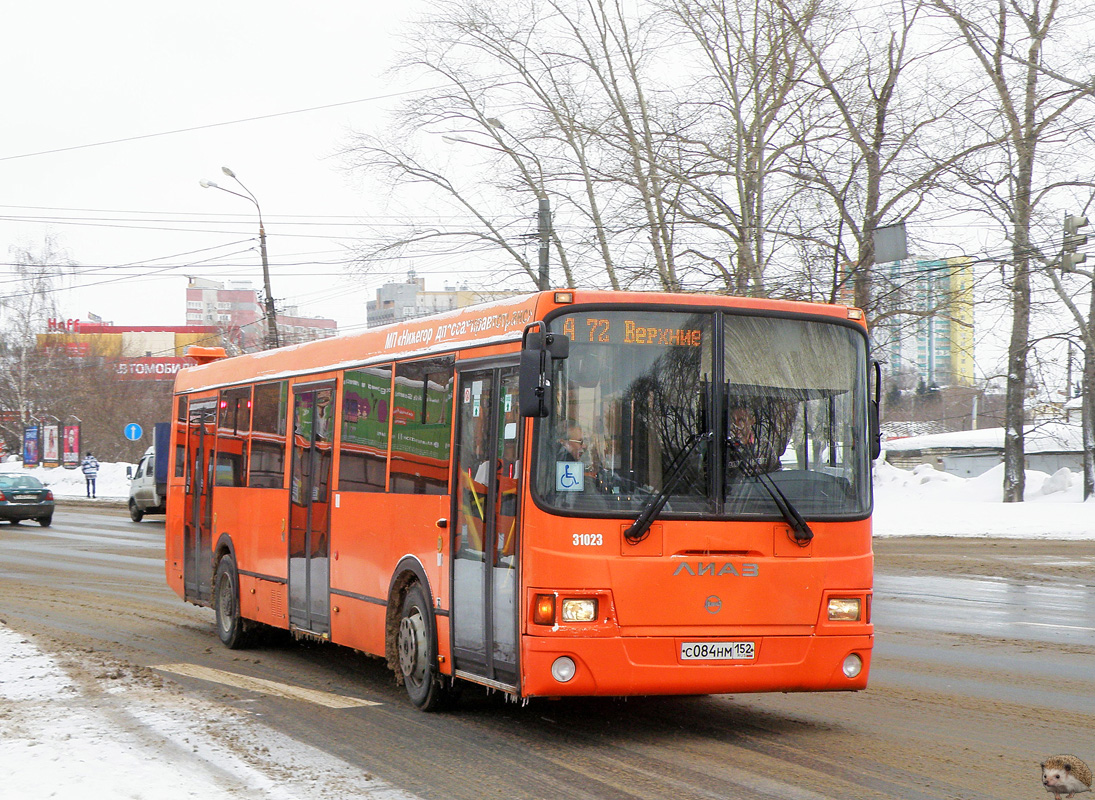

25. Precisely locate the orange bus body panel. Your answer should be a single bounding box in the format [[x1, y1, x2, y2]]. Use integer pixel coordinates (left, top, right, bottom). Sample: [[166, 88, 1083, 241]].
[[327, 491, 450, 657]]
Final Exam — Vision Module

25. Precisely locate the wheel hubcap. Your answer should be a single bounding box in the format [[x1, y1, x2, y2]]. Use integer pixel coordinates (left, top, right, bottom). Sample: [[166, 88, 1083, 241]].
[[217, 575, 234, 632], [398, 609, 427, 683]]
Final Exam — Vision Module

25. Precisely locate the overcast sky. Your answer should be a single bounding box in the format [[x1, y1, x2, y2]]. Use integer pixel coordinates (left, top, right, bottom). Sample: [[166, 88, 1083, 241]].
[[1, 1, 426, 332]]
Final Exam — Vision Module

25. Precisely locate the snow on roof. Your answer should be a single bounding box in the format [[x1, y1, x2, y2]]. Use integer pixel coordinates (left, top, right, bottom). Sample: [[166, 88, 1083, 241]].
[[883, 421, 1084, 454]]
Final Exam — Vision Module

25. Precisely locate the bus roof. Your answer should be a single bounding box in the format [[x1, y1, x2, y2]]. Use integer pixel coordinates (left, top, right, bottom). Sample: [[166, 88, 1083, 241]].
[[173, 289, 862, 394]]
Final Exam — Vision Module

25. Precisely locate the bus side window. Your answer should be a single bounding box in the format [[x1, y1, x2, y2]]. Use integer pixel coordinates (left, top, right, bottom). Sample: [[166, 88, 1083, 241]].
[[338, 366, 392, 492], [174, 396, 188, 478], [390, 357, 454, 496], [249, 381, 288, 489], [218, 387, 251, 487]]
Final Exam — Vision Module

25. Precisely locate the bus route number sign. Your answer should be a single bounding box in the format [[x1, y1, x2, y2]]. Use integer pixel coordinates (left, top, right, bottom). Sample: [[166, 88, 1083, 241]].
[[680, 641, 755, 661]]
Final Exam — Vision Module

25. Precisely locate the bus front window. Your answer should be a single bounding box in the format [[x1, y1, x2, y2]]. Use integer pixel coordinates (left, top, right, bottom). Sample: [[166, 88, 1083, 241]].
[[721, 314, 870, 518], [533, 311, 713, 515]]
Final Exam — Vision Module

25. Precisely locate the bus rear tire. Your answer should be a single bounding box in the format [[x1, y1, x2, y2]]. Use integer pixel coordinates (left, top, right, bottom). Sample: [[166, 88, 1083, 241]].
[[397, 582, 449, 711], [214, 554, 251, 649]]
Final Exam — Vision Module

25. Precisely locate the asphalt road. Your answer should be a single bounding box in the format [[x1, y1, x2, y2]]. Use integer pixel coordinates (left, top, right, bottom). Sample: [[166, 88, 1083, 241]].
[[1, 507, 1092, 800]]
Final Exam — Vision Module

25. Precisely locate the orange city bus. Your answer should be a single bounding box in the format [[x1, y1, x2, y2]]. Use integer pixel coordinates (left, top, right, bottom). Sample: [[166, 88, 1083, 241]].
[[165, 290, 879, 710]]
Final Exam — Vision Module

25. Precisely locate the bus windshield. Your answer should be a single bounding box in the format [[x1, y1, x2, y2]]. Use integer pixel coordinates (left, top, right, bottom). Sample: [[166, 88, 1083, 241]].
[[532, 309, 871, 520]]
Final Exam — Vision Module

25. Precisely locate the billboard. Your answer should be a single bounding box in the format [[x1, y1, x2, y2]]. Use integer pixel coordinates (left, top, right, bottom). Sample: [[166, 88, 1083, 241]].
[[23, 426, 39, 467], [41, 424, 60, 468], [63, 423, 81, 469]]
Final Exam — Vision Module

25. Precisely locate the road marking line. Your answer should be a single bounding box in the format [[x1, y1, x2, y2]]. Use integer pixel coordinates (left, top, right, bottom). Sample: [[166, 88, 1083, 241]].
[[1017, 621, 1095, 632], [153, 663, 382, 709]]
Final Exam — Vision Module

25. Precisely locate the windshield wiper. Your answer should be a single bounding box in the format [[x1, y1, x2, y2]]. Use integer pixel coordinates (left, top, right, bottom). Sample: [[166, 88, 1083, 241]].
[[729, 441, 813, 544], [624, 432, 710, 545]]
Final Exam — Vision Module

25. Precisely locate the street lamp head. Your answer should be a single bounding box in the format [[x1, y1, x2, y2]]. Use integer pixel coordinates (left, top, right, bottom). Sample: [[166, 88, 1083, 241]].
[[199, 179, 219, 189], [221, 166, 237, 179]]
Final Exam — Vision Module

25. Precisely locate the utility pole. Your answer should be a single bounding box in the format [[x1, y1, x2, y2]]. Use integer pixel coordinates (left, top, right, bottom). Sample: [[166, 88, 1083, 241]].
[[256, 221, 278, 349], [200, 167, 280, 350], [538, 195, 551, 291], [1062, 213, 1092, 498]]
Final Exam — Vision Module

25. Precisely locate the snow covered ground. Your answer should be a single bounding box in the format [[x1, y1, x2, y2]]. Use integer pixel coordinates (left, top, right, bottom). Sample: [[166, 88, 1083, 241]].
[[1, 456, 1092, 797]]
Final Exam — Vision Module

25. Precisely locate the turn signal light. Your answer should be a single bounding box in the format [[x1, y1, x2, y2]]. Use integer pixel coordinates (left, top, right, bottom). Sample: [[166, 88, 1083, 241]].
[[533, 594, 556, 625]]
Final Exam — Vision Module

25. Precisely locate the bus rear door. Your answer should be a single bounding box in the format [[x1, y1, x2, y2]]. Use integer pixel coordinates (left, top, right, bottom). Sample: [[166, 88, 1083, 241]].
[[183, 400, 217, 605], [452, 366, 521, 688], [288, 383, 335, 637]]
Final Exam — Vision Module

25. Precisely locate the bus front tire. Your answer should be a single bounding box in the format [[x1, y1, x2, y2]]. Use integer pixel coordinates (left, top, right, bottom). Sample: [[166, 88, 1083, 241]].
[[397, 582, 449, 711], [214, 554, 251, 649]]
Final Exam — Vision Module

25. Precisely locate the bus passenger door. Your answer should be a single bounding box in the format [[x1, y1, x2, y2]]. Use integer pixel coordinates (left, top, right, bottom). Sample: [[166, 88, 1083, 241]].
[[288, 385, 334, 636], [452, 366, 521, 687], [183, 400, 217, 605]]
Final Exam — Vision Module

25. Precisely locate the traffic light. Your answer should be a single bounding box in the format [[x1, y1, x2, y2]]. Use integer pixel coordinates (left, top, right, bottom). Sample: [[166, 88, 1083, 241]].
[[1062, 213, 1088, 271]]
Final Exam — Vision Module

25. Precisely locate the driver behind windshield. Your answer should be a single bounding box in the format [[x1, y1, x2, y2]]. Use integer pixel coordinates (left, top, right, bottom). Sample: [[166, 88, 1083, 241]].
[[727, 400, 789, 475]]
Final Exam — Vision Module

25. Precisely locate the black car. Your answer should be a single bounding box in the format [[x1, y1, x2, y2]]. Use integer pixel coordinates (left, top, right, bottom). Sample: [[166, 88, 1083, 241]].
[[0, 474, 54, 526]]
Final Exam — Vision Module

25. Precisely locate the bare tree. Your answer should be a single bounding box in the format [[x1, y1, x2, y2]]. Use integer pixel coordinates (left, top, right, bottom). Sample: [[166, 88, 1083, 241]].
[[0, 238, 73, 450], [930, 0, 1095, 501], [346, 0, 721, 292], [660, 0, 830, 295], [774, 0, 993, 317]]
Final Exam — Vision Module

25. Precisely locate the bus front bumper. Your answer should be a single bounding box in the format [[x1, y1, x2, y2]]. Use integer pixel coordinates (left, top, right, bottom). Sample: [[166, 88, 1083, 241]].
[[520, 633, 873, 697]]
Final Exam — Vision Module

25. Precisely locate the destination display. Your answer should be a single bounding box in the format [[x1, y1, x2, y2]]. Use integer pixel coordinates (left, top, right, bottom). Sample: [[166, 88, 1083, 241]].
[[559, 313, 705, 347]]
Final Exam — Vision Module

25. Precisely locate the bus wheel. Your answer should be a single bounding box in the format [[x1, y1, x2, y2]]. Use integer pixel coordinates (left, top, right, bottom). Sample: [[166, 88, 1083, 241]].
[[397, 582, 448, 711], [214, 554, 251, 649]]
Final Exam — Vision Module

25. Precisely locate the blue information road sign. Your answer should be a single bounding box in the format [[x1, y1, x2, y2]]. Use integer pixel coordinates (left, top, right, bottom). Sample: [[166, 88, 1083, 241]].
[[124, 423, 143, 441]]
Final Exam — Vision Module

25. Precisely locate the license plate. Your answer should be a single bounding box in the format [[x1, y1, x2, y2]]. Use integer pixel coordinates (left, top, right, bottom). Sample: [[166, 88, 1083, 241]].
[[680, 641, 755, 661], [13, 494, 38, 501]]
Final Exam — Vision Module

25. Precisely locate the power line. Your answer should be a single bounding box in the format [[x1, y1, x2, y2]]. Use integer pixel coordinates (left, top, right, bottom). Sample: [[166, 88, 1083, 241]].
[[0, 87, 447, 164]]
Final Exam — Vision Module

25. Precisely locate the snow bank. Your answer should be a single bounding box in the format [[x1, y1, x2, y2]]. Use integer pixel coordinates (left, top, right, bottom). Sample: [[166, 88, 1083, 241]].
[[0, 460, 134, 500], [873, 460, 1095, 539], [0, 626, 421, 800]]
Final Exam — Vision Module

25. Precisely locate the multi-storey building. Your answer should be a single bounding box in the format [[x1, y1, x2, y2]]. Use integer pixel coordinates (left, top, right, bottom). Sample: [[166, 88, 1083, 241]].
[[366, 274, 524, 329], [872, 257, 975, 388], [185, 277, 337, 351]]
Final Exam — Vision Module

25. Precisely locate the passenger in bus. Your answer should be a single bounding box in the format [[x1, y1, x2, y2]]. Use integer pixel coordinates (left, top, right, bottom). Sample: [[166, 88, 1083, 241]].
[[551, 422, 610, 509], [315, 394, 334, 441], [556, 421, 586, 463]]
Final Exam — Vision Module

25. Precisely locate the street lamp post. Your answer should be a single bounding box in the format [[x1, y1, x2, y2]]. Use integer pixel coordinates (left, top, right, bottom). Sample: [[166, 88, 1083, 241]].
[[200, 167, 280, 349]]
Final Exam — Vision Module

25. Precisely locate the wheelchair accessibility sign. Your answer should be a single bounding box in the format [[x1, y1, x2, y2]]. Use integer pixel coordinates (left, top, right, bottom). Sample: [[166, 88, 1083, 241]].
[[556, 461, 584, 492]]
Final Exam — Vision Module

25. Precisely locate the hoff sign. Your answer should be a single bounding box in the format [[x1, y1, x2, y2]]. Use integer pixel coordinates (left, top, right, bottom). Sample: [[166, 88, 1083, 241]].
[[46, 318, 82, 333]]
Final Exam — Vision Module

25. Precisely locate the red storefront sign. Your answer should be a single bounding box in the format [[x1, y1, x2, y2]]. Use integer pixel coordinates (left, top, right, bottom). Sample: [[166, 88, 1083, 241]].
[[114, 357, 194, 380]]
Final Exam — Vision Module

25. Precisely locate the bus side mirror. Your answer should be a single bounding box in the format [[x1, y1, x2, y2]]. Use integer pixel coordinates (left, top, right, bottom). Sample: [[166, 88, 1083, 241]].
[[869, 360, 882, 460], [519, 329, 569, 418], [126, 466, 133, 480]]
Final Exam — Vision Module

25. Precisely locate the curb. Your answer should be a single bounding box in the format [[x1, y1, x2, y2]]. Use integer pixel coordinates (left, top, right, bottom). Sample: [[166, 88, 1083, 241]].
[[56, 497, 128, 511]]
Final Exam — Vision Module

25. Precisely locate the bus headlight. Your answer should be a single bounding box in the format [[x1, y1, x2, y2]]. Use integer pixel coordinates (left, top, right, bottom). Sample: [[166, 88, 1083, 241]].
[[551, 656, 577, 682], [827, 598, 861, 621], [561, 598, 597, 622]]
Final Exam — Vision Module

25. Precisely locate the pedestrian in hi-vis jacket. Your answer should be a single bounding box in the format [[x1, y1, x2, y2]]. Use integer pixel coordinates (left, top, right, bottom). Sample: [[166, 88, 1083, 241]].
[[81, 452, 99, 499]]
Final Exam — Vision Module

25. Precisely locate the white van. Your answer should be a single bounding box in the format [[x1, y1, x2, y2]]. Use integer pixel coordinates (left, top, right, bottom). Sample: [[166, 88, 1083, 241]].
[[127, 423, 169, 522]]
